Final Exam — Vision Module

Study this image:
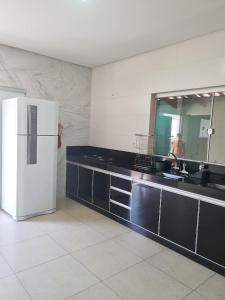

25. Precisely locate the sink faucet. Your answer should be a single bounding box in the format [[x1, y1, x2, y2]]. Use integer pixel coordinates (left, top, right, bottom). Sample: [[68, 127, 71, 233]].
[[169, 152, 179, 171], [169, 152, 177, 160]]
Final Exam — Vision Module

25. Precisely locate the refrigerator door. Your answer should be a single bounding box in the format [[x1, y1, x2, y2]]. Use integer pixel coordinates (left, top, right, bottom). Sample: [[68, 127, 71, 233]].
[[17, 135, 57, 217], [17, 97, 58, 136]]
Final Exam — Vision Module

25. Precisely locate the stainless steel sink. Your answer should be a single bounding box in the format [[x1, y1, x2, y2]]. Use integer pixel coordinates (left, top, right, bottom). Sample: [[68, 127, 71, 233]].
[[159, 172, 184, 181]]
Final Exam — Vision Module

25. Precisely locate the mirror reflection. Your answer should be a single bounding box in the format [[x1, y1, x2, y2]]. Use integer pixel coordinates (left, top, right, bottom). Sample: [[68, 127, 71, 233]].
[[209, 94, 225, 164], [154, 94, 212, 162]]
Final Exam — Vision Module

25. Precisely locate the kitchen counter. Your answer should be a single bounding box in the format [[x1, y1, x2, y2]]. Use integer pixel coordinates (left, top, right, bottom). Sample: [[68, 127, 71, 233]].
[[67, 153, 225, 204]]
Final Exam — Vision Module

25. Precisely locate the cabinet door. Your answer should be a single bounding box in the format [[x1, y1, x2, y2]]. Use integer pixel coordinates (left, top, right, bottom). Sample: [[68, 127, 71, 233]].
[[131, 183, 161, 234], [78, 167, 93, 203], [160, 190, 198, 251], [66, 163, 78, 198], [197, 202, 225, 267], [93, 171, 110, 210]]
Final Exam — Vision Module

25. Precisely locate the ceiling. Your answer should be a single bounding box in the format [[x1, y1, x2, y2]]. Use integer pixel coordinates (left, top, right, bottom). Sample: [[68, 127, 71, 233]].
[[1, 0, 225, 67]]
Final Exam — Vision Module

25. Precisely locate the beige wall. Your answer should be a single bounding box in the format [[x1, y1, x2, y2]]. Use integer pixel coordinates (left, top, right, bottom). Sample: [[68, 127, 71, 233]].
[[90, 29, 225, 153]]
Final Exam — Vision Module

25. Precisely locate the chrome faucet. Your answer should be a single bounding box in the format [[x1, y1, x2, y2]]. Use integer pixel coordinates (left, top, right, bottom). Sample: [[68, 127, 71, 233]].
[[169, 152, 179, 171]]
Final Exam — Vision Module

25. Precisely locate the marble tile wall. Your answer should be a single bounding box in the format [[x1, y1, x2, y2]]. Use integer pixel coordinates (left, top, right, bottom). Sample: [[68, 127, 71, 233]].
[[0, 44, 91, 200]]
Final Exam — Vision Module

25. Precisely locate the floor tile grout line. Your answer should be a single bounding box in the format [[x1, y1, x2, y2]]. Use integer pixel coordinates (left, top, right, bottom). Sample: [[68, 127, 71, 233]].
[[191, 272, 217, 300], [182, 289, 209, 300], [70, 232, 146, 260], [45, 231, 72, 253], [69, 252, 113, 282], [102, 259, 145, 282], [15, 253, 69, 275], [143, 250, 216, 291], [145, 258, 202, 291], [63, 273, 124, 300], [0, 233, 70, 273], [0, 231, 47, 249], [102, 259, 192, 300], [63, 281, 102, 300], [14, 272, 33, 300], [48, 229, 110, 254], [0, 251, 32, 300], [70, 247, 145, 283], [101, 280, 124, 300]]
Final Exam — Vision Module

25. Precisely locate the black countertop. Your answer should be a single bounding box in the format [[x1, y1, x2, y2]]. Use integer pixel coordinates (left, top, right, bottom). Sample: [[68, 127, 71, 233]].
[[67, 151, 225, 202]]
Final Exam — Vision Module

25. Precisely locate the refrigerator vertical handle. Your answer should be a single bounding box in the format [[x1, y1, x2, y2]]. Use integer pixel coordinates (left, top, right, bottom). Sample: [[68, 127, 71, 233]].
[[27, 105, 37, 164], [27, 105, 37, 135]]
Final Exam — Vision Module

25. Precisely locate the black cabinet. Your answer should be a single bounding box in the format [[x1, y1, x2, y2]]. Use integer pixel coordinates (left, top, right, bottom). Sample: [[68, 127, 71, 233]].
[[111, 176, 131, 192], [197, 202, 225, 267], [110, 189, 131, 207], [93, 171, 110, 210], [110, 202, 130, 221], [160, 190, 198, 251], [131, 183, 160, 234], [66, 163, 78, 198], [78, 167, 93, 203]]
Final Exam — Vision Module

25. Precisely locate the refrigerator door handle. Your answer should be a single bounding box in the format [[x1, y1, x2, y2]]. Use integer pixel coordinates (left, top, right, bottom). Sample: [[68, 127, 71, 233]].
[[27, 105, 37, 135], [27, 135, 37, 164], [27, 105, 37, 164]]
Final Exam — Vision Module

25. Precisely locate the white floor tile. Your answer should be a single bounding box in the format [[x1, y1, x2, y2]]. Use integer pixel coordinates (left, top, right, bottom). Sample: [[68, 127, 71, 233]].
[[0, 210, 14, 225], [147, 249, 214, 289], [69, 282, 121, 300], [184, 291, 207, 300], [197, 273, 225, 300], [65, 201, 106, 222], [0, 254, 13, 278], [84, 217, 130, 238], [49, 223, 106, 252], [0, 275, 30, 300], [0, 221, 44, 246], [105, 261, 190, 300], [113, 230, 164, 259], [72, 239, 142, 279], [17, 255, 99, 300], [29, 210, 82, 234], [1, 235, 67, 272]]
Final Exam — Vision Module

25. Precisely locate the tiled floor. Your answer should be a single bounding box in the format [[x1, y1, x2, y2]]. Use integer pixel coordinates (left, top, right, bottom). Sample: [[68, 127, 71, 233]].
[[0, 198, 224, 300]]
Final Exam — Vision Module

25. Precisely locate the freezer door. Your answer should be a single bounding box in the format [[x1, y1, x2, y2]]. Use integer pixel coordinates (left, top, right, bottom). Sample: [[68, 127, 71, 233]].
[[17, 97, 58, 135], [17, 135, 57, 217]]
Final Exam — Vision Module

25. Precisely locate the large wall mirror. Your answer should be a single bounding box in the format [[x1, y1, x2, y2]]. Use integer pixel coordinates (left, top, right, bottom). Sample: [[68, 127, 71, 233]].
[[149, 87, 225, 165]]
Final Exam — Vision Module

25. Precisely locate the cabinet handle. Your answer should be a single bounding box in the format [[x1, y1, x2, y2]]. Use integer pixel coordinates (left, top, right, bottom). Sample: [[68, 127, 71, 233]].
[[110, 199, 131, 210]]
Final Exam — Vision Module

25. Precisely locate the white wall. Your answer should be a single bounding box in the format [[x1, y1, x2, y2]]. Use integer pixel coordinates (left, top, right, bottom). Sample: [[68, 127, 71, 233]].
[[90, 29, 225, 153], [0, 44, 91, 200]]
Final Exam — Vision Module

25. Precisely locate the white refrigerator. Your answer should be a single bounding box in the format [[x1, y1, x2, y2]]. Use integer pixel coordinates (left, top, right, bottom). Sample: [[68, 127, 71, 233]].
[[1, 97, 58, 221]]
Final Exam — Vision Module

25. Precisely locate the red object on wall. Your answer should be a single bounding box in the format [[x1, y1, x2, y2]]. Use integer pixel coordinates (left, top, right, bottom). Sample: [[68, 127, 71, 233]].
[[58, 123, 63, 149]]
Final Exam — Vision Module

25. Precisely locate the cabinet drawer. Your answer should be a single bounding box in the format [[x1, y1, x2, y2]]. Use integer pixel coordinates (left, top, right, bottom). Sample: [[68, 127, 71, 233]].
[[111, 176, 131, 192], [110, 202, 130, 221], [110, 188, 131, 207]]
